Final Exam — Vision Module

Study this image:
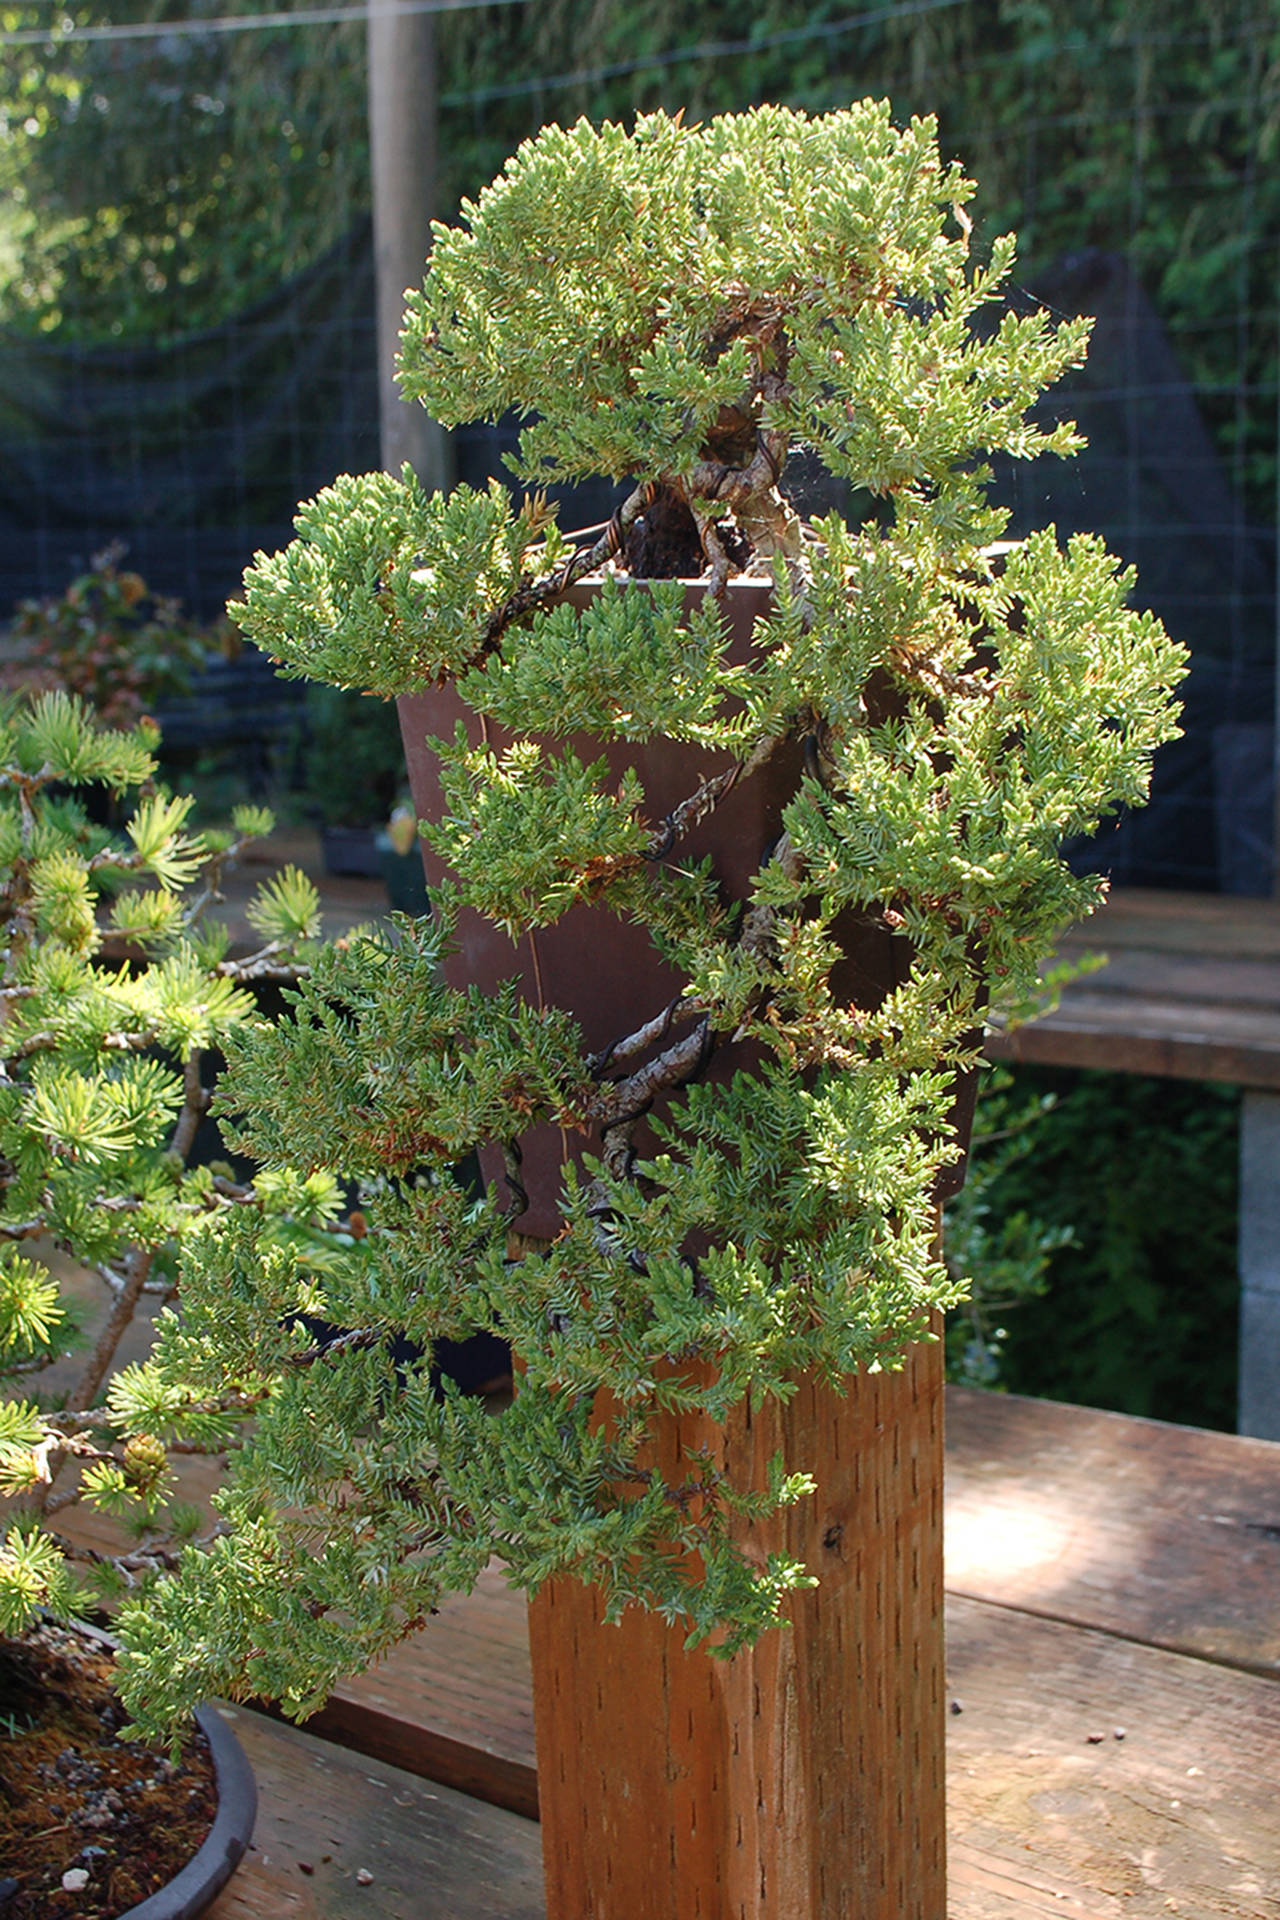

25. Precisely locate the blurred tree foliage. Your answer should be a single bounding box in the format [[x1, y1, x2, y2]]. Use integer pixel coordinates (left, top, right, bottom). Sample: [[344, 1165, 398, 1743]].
[[0, 0, 367, 334], [970, 1065, 1240, 1430], [4, 2, 1274, 494]]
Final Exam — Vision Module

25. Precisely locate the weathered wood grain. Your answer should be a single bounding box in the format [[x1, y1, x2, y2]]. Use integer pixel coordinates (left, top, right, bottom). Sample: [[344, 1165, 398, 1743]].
[[527, 1342, 947, 1920], [309, 1560, 539, 1820], [945, 1389, 1280, 1678], [987, 990, 1280, 1085], [205, 1705, 545, 1920], [985, 888, 1280, 1085], [1051, 946, 1280, 1008], [945, 1599, 1280, 1920], [1055, 890, 1280, 960]]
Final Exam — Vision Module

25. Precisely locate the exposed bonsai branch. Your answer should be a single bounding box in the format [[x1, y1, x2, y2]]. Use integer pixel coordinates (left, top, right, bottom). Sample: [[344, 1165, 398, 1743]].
[[170, 1050, 209, 1164], [65, 1245, 155, 1431], [587, 1015, 713, 1131], [44, 1408, 124, 1436], [737, 832, 806, 962], [49, 1526, 230, 1582], [588, 996, 704, 1078], [500, 1139, 529, 1222], [0, 1217, 46, 1242], [4, 1351, 61, 1376], [285, 1325, 381, 1368], [692, 510, 737, 600], [599, 1117, 639, 1185], [218, 939, 308, 984], [683, 383, 801, 568], [42, 1487, 83, 1516]]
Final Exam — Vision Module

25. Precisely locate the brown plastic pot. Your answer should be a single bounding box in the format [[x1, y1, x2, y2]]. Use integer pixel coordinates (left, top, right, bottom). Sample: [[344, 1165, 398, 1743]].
[[398, 576, 972, 1234]]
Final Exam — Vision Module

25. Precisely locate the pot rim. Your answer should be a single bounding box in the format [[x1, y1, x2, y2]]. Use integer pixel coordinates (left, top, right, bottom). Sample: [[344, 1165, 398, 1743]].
[[117, 1705, 257, 1920], [27, 1616, 258, 1920]]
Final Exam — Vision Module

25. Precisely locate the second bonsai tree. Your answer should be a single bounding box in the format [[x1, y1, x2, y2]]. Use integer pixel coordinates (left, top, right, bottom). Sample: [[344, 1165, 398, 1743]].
[[119, 104, 1183, 1726]]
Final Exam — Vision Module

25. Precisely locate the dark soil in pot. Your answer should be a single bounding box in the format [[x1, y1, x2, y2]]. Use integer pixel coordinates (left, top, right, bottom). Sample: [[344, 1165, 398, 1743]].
[[0, 1623, 224, 1919]]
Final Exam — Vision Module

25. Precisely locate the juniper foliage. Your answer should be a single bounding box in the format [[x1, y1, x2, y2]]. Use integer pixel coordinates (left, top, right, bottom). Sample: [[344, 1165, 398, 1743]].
[[119, 107, 1183, 1730]]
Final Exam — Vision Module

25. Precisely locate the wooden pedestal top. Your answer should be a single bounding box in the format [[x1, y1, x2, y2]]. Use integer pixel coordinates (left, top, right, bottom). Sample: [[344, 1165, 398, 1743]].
[[209, 1387, 1280, 1919]]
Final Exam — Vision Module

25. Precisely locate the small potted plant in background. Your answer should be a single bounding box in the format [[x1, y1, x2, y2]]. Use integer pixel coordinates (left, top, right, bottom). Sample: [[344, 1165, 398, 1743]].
[[118, 104, 1184, 1918], [294, 682, 429, 911], [0, 691, 328, 1915], [0, 545, 213, 736], [297, 681, 403, 875]]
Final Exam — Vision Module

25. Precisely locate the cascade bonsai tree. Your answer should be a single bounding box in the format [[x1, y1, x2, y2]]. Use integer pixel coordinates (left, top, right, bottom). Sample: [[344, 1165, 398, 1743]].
[[117, 104, 1184, 1738], [0, 691, 328, 1633]]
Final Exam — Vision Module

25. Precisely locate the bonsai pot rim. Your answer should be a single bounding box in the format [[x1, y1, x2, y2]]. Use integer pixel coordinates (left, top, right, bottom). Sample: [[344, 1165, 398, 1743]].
[[117, 1703, 257, 1920], [46, 1616, 258, 1920]]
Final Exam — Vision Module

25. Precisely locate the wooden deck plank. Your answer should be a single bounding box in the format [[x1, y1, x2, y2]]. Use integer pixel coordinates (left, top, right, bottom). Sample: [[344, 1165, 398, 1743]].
[[1052, 947, 1280, 1008], [51, 1386, 1280, 1833], [209, 1597, 1280, 1920], [205, 1705, 545, 1920], [196, 1391, 1280, 1918], [944, 1389, 1280, 1678], [985, 888, 1280, 1085], [317, 1560, 537, 1819], [1055, 890, 1280, 960], [945, 1599, 1280, 1920], [987, 994, 1280, 1086]]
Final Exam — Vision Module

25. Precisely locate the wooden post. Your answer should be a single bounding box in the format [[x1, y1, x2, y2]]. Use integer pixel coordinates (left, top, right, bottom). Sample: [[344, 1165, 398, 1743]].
[[527, 1338, 947, 1920], [367, 0, 453, 492], [1272, 280, 1280, 899], [1238, 1088, 1280, 1439]]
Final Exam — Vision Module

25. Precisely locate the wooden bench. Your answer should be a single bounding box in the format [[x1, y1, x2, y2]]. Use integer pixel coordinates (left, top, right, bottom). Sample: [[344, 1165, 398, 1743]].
[[984, 887, 1280, 1090], [208, 1387, 1280, 1919]]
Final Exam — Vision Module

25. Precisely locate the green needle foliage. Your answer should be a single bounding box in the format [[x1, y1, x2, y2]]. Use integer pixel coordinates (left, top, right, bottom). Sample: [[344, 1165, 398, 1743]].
[[0, 691, 328, 1637], [119, 107, 1184, 1732]]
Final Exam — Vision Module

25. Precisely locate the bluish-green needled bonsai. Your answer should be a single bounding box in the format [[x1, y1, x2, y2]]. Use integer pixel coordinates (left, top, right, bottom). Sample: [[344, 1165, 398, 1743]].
[[119, 104, 1184, 1733]]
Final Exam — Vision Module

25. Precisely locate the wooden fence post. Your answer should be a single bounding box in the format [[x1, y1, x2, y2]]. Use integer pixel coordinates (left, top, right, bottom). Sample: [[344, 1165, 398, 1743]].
[[367, 0, 452, 494]]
